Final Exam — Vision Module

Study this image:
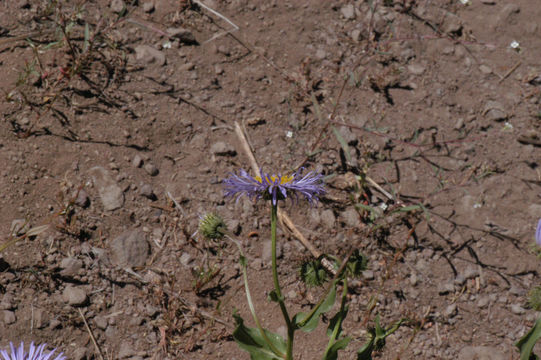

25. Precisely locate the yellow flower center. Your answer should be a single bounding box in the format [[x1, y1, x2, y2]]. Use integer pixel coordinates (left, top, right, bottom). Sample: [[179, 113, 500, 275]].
[[255, 174, 294, 185]]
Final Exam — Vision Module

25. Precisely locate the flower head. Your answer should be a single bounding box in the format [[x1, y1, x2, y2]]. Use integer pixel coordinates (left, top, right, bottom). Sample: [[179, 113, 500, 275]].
[[0, 342, 65, 360], [223, 168, 325, 206], [536, 219, 541, 246], [199, 212, 227, 240]]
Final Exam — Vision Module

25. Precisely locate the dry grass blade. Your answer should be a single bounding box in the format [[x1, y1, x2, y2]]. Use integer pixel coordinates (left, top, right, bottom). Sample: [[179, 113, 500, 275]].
[[78, 308, 105, 360]]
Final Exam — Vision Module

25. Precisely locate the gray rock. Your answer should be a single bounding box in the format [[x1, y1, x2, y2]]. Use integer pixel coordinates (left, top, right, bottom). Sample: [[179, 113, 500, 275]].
[[438, 282, 455, 295], [309, 208, 321, 226], [287, 290, 297, 300], [105, 326, 117, 339], [72, 348, 87, 360], [134, 45, 166, 66], [214, 64, 224, 75], [320, 209, 336, 228], [146, 304, 160, 317], [144, 163, 159, 176], [409, 273, 418, 286], [483, 100, 507, 122], [110, 0, 125, 13], [33, 308, 48, 329], [10, 219, 29, 236], [132, 154, 143, 168], [211, 141, 236, 156], [454, 274, 466, 285], [2, 310, 16, 324], [407, 63, 426, 75], [118, 341, 137, 359], [338, 126, 358, 145], [142, 1, 154, 13], [226, 218, 241, 235], [74, 189, 90, 208], [463, 267, 480, 279], [341, 4, 355, 20], [510, 304, 525, 315], [479, 64, 492, 74], [443, 14, 462, 34], [350, 29, 362, 42], [341, 207, 359, 227], [0, 294, 14, 310], [443, 303, 457, 318], [62, 286, 88, 306], [140, 184, 156, 200], [477, 296, 490, 308], [180, 252, 193, 267], [167, 28, 197, 44], [110, 230, 150, 268], [458, 346, 505, 360], [362, 270, 374, 280], [315, 48, 327, 60], [89, 166, 124, 211], [60, 257, 83, 277], [94, 315, 108, 330]]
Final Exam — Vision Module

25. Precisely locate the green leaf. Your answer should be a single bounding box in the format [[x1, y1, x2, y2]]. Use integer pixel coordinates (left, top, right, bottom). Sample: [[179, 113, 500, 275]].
[[516, 317, 541, 360], [331, 126, 352, 163], [322, 304, 350, 360], [233, 313, 286, 360], [326, 304, 348, 338], [323, 336, 351, 360], [357, 315, 405, 360], [356, 331, 375, 360], [294, 281, 338, 332]]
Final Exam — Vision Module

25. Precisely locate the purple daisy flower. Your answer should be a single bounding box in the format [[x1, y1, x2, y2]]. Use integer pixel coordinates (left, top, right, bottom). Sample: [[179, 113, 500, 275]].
[[536, 219, 541, 246], [0, 342, 65, 360], [223, 168, 325, 206]]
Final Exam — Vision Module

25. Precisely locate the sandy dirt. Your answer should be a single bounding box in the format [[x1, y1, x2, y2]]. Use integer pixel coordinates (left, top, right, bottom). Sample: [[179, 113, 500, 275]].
[[0, 0, 541, 359]]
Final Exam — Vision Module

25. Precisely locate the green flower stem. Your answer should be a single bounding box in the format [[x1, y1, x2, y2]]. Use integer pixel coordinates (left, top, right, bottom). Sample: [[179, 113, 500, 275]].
[[225, 233, 286, 358], [271, 204, 294, 360]]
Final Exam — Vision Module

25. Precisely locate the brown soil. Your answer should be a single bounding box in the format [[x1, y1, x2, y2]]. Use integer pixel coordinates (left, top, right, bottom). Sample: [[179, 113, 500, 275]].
[[1, 0, 541, 359]]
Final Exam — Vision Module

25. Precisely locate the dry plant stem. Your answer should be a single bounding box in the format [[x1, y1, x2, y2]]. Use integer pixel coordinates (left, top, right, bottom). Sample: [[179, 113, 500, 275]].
[[498, 61, 521, 83], [192, 0, 239, 44], [233, 121, 336, 275], [78, 308, 105, 360]]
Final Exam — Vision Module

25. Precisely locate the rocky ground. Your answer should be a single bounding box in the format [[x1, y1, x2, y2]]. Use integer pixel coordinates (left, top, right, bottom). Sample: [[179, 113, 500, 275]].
[[1, 0, 541, 359]]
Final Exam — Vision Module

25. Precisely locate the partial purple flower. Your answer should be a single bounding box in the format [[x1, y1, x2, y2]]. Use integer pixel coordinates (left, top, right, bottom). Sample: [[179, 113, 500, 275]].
[[0, 342, 65, 360], [536, 219, 541, 246], [223, 168, 325, 206]]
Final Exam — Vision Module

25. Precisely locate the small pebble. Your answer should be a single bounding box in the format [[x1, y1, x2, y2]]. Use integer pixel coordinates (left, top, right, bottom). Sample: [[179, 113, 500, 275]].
[[142, 1, 154, 13], [443, 303, 457, 318], [438, 282, 455, 295], [2, 310, 16, 324], [510, 304, 526, 315], [140, 184, 157, 200], [362, 270, 374, 281], [132, 155, 143, 168], [144, 163, 159, 176], [74, 189, 90, 208]]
